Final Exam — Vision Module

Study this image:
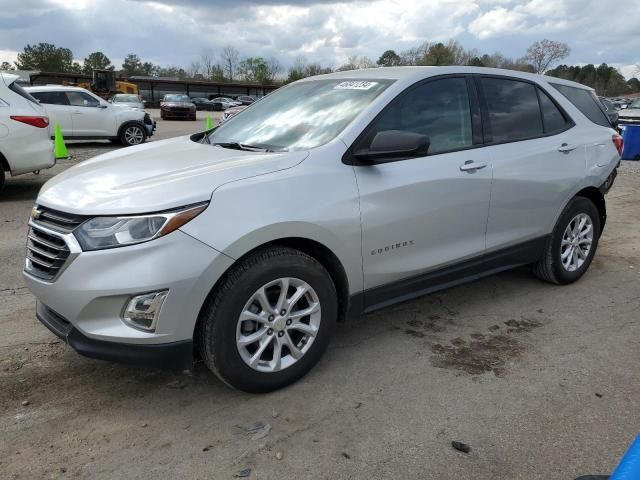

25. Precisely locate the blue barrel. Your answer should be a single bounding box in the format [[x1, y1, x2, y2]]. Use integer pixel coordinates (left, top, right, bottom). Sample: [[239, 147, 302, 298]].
[[610, 434, 640, 480], [621, 125, 640, 160]]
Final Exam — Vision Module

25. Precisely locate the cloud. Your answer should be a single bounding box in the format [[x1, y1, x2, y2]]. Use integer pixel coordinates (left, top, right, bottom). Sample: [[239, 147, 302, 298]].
[[0, 0, 638, 79]]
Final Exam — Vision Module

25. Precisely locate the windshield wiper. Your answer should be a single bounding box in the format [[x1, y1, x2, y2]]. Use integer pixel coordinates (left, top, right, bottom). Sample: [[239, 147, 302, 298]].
[[212, 142, 276, 152]]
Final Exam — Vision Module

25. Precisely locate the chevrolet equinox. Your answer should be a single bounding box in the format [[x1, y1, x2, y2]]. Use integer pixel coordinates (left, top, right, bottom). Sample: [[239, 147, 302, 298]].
[[24, 67, 621, 392]]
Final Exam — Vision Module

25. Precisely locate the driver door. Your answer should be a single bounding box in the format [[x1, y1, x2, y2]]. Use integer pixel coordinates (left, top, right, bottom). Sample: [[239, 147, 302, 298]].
[[351, 76, 492, 307]]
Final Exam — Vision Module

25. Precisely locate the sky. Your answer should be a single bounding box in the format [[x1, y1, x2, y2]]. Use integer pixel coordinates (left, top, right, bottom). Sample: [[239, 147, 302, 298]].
[[0, 0, 639, 78]]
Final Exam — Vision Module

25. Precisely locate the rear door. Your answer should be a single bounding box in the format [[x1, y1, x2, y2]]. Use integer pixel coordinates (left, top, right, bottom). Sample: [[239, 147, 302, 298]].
[[30, 91, 73, 136], [351, 76, 493, 304], [477, 76, 583, 257], [65, 91, 112, 137]]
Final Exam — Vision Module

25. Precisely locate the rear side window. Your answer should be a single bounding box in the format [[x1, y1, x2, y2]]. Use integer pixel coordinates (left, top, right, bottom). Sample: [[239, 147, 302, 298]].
[[366, 77, 473, 155], [9, 82, 39, 104], [30, 91, 70, 105], [66, 91, 100, 107], [480, 78, 543, 143], [538, 90, 569, 134], [551, 84, 610, 127]]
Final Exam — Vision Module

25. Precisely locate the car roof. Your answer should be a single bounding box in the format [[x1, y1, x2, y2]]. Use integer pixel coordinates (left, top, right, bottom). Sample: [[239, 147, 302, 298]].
[[0, 72, 19, 86], [25, 85, 91, 93], [297, 66, 594, 91]]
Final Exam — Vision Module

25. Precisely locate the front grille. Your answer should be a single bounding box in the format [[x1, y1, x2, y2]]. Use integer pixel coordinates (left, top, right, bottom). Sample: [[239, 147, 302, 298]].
[[619, 117, 640, 125], [33, 206, 87, 234], [26, 226, 71, 280]]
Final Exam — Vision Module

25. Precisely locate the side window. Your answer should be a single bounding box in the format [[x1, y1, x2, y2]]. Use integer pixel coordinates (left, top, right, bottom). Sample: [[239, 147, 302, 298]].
[[30, 91, 70, 106], [66, 91, 100, 107], [538, 89, 569, 134], [362, 77, 472, 156], [480, 78, 543, 143], [551, 84, 610, 128]]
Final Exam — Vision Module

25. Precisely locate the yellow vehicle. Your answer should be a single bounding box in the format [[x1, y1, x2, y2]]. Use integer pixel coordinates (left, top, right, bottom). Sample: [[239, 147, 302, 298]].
[[78, 69, 139, 99]]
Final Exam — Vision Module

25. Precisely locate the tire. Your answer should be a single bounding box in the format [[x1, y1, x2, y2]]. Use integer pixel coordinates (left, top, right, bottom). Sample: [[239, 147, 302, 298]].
[[119, 122, 147, 146], [0, 169, 5, 192], [160, 112, 165, 120], [533, 196, 600, 285], [198, 247, 338, 393]]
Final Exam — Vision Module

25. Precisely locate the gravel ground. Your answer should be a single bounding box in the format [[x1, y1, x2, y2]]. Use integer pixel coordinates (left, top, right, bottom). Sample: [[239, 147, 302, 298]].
[[1, 119, 639, 480]]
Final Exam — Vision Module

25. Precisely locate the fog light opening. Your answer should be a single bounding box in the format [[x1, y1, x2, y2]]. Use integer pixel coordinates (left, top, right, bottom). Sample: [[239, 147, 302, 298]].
[[122, 290, 168, 332]]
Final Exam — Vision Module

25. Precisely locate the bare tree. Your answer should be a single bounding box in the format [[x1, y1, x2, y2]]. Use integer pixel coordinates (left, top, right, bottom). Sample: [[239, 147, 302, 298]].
[[524, 39, 571, 74], [188, 60, 201, 79], [200, 48, 215, 79], [220, 45, 239, 81], [265, 56, 282, 83]]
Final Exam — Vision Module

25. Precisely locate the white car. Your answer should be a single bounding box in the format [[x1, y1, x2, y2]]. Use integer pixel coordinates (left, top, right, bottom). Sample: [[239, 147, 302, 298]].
[[0, 73, 55, 191], [25, 86, 156, 146]]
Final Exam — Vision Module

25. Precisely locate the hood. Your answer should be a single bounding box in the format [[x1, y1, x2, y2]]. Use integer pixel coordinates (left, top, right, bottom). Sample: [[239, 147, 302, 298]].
[[161, 101, 194, 108], [37, 136, 308, 215], [619, 108, 640, 119]]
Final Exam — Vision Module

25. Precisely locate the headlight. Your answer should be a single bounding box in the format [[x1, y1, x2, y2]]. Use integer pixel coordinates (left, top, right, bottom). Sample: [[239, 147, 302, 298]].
[[74, 203, 208, 251]]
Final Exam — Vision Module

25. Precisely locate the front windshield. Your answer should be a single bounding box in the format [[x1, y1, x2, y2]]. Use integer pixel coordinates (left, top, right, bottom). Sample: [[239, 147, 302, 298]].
[[629, 99, 640, 109], [164, 94, 191, 102], [114, 94, 140, 103], [209, 79, 393, 151]]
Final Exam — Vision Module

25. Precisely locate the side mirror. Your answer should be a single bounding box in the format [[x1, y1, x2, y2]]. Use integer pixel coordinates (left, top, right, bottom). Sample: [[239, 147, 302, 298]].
[[353, 130, 430, 163]]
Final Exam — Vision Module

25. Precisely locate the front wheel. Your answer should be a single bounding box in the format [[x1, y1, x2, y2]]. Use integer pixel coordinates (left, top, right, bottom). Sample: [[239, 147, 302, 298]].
[[198, 247, 338, 393], [119, 123, 147, 146], [533, 197, 600, 284]]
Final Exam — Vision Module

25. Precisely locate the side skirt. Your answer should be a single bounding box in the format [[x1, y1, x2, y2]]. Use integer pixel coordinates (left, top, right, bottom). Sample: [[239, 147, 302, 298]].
[[348, 235, 549, 318]]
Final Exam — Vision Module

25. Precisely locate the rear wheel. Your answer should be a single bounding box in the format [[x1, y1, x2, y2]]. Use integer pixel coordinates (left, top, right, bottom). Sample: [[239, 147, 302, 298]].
[[198, 247, 338, 393], [533, 197, 600, 284], [119, 123, 147, 146], [0, 169, 5, 192]]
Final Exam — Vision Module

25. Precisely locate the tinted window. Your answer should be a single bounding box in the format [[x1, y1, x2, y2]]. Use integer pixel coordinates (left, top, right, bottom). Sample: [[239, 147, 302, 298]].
[[538, 89, 568, 134], [364, 77, 472, 155], [481, 78, 543, 143], [66, 91, 100, 107], [9, 83, 39, 104], [30, 91, 70, 106], [551, 84, 610, 127]]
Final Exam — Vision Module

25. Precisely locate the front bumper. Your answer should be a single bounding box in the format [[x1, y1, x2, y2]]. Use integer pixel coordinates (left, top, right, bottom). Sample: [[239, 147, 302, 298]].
[[23, 228, 234, 362], [37, 301, 193, 369], [144, 114, 156, 137]]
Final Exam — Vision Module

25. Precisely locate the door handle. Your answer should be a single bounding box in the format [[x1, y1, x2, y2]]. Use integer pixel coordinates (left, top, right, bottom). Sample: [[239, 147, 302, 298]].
[[459, 160, 487, 172], [558, 143, 577, 153]]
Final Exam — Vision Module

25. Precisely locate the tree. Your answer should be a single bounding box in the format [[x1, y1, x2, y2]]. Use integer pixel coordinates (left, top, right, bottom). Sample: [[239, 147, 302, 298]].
[[15, 43, 75, 72], [423, 42, 456, 66], [628, 77, 640, 93], [286, 56, 332, 83], [121, 54, 143, 76], [377, 50, 401, 67], [265, 57, 282, 83], [0, 61, 14, 71], [82, 51, 113, 74], [467, 56, 484, 67], [238, 57, 268, 83], [337, 55, 375, 71], [400, 42, 430, 66], [524, 39, 570, 74], [200, 48, 216, 79], [220, 45, 239, 81]]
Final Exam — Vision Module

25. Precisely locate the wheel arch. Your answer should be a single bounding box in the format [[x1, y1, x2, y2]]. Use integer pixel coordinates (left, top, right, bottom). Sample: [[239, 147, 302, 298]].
[[0, 150, 10, 172], [193, 236, 352, 349], [574, 186, 606, 234]]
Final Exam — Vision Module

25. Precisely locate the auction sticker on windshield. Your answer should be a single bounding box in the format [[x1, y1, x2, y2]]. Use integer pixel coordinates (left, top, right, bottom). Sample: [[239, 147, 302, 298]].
[[334, 81, 378, 90]]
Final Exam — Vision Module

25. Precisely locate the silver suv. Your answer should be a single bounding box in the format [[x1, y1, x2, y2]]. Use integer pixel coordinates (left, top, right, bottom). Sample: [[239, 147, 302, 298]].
[[24, 67, 621, 392]]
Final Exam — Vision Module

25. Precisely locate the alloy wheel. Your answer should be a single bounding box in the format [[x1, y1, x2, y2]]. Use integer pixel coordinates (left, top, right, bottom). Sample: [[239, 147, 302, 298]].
[[236, 277, 321, 373], [124, 126, 144, 145], [560, 213, 593, 272]]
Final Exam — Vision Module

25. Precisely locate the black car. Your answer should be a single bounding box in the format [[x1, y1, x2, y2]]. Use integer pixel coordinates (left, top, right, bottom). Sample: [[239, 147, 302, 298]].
[[160, 94, 196, 121], [599, 97, 619, 127], [235, 95, 256, 106], [190, 97, 214, 111]]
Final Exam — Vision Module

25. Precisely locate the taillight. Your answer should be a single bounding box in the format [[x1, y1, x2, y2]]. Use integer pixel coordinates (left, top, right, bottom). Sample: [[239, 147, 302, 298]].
[[10, 115, 49, 128], [612, 134, 624, 156]]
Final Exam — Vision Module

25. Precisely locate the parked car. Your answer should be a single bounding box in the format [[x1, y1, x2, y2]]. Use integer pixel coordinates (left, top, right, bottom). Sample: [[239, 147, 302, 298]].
[[0, 73, 55, 191], [235, 95, 256, 106], [109, 93, 145, 111], [219, 105, 247, 124], [160, 94, 196, 120], [190, 97, 214, 111], [598, 96, 619, 127], [617, 98, 640, 131], [210, 97, 242, 111], [24, 67, 621, 393], [26, 85, 155, 146]]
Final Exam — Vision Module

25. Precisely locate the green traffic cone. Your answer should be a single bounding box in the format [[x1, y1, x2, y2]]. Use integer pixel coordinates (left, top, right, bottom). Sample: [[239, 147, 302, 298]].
[[53, 124, 69, 159], [205, 114, 213, 130]]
